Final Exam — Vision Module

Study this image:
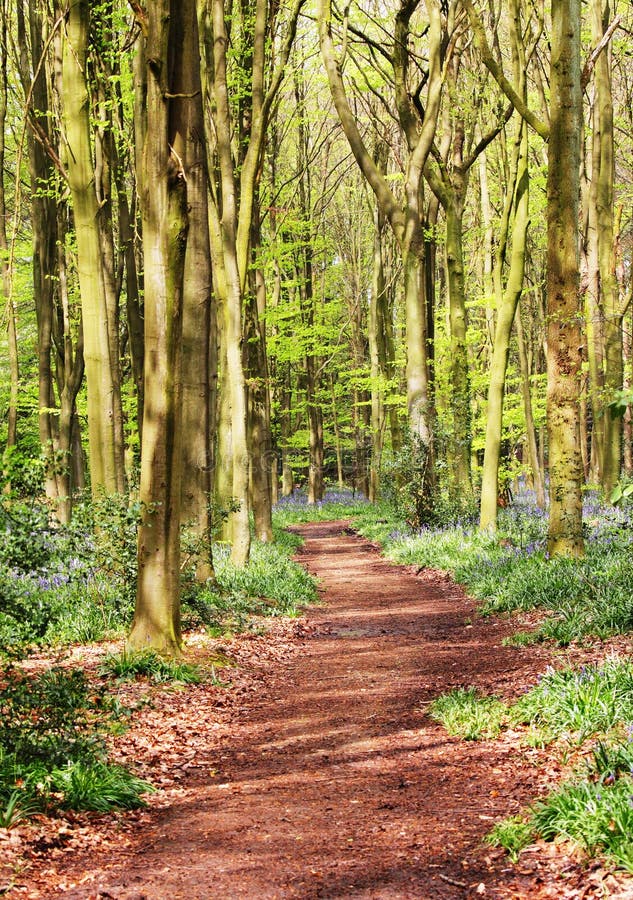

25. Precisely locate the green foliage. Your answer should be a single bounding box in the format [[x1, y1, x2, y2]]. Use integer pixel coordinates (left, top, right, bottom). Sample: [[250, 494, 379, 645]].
[[219, 540, 295, 613], [99, 649, 201, 684], [512, 657, 633, 744], [530, 769, 633, 872], [0, 664, 152, 822], [380, 434, 433, 528], [71, 491, 144, 609], [0, 666, 102, 766], [0, 492, 138, 652], [380, 432, 478, 529], [49, 760, 152, 812], [0, 447, 46, 499], [610, 473, 633, 506], [188, 532, 318, 634], [428, 687, 507, 740], [485, 816, 535, 861], [0, 496, 53, 571]]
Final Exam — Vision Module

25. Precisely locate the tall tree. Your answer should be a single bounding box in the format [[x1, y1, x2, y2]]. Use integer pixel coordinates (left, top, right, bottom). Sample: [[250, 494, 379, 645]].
[[583, 0, 623, 497], [546, 0, 584, 555], [128, 0, 189, 653], [177, 0, 215, 579], [423, 7, 513, 501], [0, 0, 19, 455], [62, 0, 125, 497], [464, 0, 585, 555], [319, 0, 444, 492], [198, 0, 303, 562], [16, 0, 62, 504], [479, 0, 536, 529]]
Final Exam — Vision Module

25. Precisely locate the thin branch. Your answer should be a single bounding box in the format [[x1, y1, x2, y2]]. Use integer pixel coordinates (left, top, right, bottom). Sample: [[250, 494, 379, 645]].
[[463, 102, 514, 171], [581, 15, 622, 90]]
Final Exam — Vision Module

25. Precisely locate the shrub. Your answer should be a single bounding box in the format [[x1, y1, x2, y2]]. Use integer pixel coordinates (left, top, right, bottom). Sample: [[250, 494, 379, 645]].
[[0, 664, 152, 820]]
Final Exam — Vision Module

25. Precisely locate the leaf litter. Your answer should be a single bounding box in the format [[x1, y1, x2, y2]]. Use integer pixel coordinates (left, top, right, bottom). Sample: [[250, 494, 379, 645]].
[[3, 521, 633, 898]]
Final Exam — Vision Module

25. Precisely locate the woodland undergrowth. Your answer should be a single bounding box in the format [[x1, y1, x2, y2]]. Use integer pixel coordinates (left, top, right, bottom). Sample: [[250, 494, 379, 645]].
[[0, 490, 318, 830]]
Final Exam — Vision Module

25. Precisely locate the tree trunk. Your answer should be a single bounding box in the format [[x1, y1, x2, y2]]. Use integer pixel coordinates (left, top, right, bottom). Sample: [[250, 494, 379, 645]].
[[214, 324, 234, 540], [53, 206, 85, 523], [591, 0, 621, 498], [516, 303, 546, 507], [209, 0, 251, 565], [175, 0, 215, 580], [281, 367, 294, 496], [0, 4, 18, 456], [16, 0, 61, 504], [480, 123, 529, 529], [546, 0, 584, 557], [129, 0, 189, 654], [246, 209, 273, 542], [330, 377, 345, 490], [368, 207, 387, 501], [444, 190, 472, 498], [62, 0, 123, 497]]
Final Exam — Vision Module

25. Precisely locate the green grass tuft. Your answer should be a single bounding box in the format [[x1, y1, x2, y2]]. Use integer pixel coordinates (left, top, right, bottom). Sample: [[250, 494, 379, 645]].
[[428, 687, 507, 740], [530, 773, 633, 872], [485, 815, 535, 861], [0, 665, 153, 822], [512, 657, 633, 744], [99, 649, 201, 683], [50, 760, 154, 811]]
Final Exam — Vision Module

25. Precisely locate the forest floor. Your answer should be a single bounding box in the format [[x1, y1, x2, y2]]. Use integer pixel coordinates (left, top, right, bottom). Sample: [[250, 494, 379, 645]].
[[4, 520, 633, 899]]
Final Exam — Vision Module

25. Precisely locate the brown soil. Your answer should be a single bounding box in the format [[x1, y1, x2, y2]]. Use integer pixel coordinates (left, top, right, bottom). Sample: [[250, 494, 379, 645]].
[[5, 521, 633, 899]]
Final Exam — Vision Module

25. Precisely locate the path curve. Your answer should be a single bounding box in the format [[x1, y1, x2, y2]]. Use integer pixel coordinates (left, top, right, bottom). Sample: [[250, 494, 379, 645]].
[[52, 522, 558, 898]]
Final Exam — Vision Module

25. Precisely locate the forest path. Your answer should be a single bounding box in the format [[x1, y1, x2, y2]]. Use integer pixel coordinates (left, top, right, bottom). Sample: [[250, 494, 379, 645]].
[[15, 522, 606, 898]]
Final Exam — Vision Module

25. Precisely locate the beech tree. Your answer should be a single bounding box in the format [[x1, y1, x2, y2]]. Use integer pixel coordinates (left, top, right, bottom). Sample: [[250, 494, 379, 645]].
[[62, 0, 125, 497], [198, 0, 303, 561], [128, 0, 190, 653], [15, 1, 64, 505], [478, 0, 536, 530], [0, 0, 18, 457], [582, 0, 625, 497], [319, 0, 444, 483], [545, 0, 584, 556], [464, 0, 585, 553]]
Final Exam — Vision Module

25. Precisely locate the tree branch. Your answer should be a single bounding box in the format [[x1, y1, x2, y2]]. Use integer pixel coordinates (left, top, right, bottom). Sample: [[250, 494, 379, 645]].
[[461, 0, 549, 141], [581, 15, 621, 90]]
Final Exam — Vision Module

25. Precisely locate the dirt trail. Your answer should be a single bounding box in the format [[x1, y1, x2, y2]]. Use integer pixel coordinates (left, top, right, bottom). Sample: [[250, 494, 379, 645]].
[[15, 522, 620, 898]]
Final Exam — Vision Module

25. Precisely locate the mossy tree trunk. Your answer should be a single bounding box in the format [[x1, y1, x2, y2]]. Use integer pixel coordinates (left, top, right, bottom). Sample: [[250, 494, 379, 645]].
[[175, 0, 215, 581], [62, 0, 124, 498]]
